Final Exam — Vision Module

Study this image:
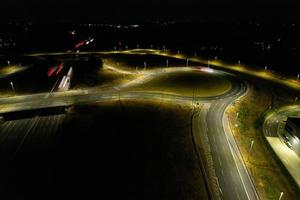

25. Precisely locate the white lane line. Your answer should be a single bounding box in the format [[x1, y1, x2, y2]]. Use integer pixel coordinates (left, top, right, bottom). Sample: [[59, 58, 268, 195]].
[[223, 112, 255, 199], [227, 140, 250, 200]]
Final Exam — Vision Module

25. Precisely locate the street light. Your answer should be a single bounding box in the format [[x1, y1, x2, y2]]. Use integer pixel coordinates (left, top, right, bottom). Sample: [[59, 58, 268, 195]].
[[7, 60, 10, 65], [10, 81, 15, 93], [297, 73, 300, 80], [265, 66, 268, 71], [279, 192, 284, 200], [249, 140, 254, 153]]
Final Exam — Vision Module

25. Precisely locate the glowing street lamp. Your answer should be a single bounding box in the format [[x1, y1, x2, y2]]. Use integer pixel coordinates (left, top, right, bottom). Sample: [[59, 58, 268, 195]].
[[249, 140, 254, 153], [279, 192, 284, 200], [10, 81, 15, 93]]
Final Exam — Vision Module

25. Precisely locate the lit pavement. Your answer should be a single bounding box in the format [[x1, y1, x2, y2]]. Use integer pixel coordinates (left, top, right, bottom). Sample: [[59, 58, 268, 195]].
[[263, 105, 300, 187]]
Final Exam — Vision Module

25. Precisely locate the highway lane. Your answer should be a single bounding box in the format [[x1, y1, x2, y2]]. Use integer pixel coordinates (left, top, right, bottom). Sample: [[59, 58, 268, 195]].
[[0, 64, 258, 199], [193, 79, 259, 200]]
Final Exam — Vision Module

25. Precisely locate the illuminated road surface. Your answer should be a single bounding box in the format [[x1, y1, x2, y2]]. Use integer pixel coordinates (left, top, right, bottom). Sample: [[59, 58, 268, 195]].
[[263, 106, 300, 187], [0, 53, 259, 200]]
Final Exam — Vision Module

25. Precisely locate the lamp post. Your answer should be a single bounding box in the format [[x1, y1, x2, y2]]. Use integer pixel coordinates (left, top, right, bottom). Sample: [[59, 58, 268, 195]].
[[10, 81, 15, 93], [279, 192, 284, 200], [249, 140, 254, 153]]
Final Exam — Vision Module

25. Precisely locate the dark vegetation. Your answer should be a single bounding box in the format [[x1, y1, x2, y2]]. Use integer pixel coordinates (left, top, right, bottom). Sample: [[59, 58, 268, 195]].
[[0, 101, 208, 200]]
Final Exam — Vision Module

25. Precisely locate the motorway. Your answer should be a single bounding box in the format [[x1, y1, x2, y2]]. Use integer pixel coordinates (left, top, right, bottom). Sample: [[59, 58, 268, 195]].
[[0, 53, 259, 199]]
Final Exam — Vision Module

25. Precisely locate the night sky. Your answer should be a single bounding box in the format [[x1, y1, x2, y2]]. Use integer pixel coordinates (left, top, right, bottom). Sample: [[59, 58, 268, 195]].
[[0, 0, 299, 22]]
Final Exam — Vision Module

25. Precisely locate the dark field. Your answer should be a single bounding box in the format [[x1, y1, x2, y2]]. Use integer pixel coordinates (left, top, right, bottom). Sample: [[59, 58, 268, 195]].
[[0, 100, 208, 200]]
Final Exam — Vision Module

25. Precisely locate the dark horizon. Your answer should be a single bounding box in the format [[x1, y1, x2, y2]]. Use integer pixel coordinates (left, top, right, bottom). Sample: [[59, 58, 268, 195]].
[[0, 1, 299, 22]]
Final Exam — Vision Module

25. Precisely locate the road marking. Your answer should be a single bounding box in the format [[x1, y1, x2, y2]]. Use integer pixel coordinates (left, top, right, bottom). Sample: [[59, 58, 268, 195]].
[[223, 110, 258, 200], [227, 140, 251, 200]]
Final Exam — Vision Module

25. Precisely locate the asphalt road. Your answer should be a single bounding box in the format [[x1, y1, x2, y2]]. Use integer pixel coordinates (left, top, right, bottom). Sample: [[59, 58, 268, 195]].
[[0, 61, 258, 199], [263, 106, 300, 187]]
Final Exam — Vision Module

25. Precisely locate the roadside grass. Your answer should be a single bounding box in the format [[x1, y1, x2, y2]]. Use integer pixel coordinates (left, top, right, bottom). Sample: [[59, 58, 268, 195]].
[[72, 67, 138, 89], [55, 99, 208, 199], [126, 71, 231, 97], [227, 78, 300, 200], [101, 53, 199, 70]]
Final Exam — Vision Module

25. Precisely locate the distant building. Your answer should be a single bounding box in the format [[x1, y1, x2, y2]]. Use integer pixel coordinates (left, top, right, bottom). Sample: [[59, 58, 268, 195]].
[[284, 117, 300, 156]]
